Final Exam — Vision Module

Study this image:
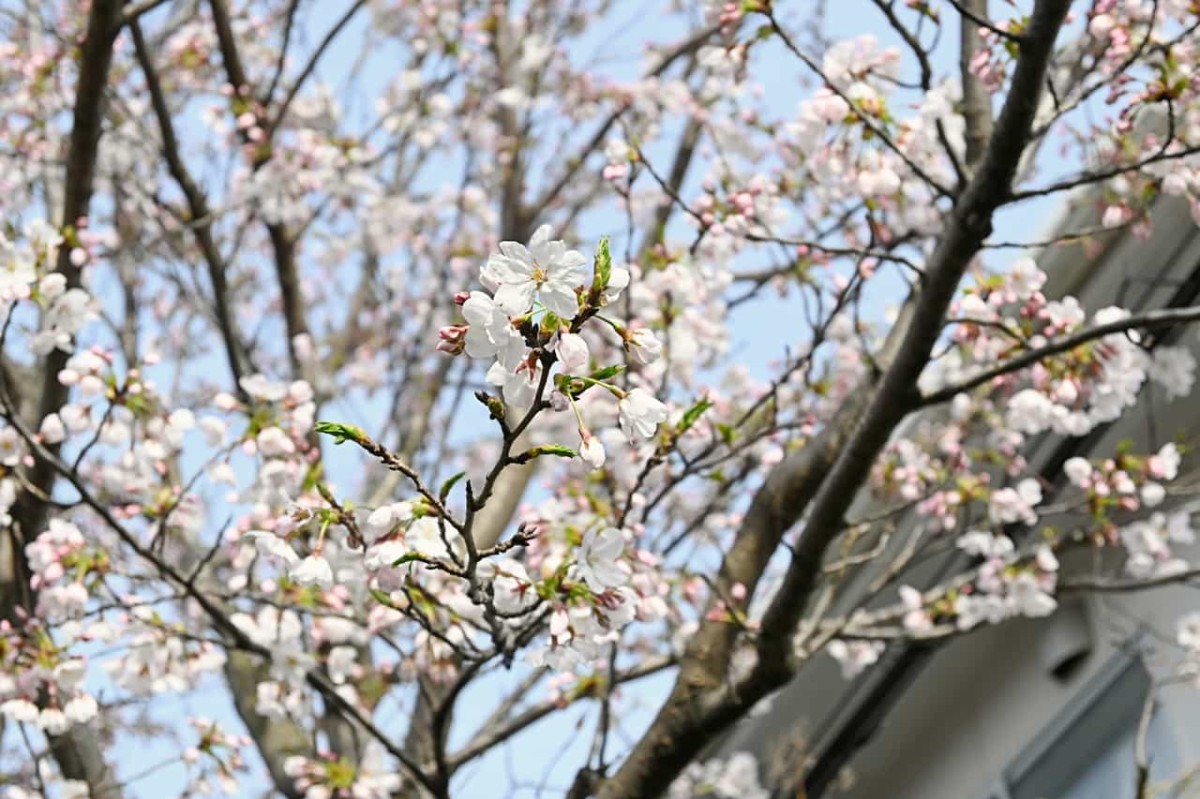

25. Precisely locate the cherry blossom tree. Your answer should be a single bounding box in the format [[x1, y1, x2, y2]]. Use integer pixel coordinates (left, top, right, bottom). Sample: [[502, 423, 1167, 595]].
[[3, 0, 1200, 797]]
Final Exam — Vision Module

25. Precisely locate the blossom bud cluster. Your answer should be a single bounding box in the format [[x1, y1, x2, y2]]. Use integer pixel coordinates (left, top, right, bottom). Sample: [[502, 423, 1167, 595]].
[[923, 258, 1196, 439], [438, 226, 668, 471]]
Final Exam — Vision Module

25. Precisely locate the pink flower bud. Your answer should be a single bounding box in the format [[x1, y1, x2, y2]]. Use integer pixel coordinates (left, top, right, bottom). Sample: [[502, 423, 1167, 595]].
[[436, 325, 468, 355]]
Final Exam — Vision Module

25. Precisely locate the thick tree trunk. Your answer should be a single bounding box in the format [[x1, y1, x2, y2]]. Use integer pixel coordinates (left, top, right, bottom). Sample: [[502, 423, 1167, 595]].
[[594, 2, 1073, 796]]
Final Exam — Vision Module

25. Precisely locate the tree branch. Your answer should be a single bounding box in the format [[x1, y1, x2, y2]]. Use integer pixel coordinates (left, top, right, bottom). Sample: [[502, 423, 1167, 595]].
[[958, 0, 994, 172], [751, 0, 1071, 684], [947, 0, 1022, 41], [448, 656, 675, 771], [119, 0, 175, 27], [267, 0, 369, 135], [1009, 144, 1200, 203], [3, 2, 125, 794], [920, 304, 1200, 406], [130, 17, 250, 398], [208, 0, 312, 374], [593, 3, 1072, 795], [525, 22, 723, 223]]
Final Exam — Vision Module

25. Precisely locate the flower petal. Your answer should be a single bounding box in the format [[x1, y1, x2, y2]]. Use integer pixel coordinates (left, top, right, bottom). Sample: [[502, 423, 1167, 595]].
[[540, 284, 579, 319], [494, 281, 536, 315]]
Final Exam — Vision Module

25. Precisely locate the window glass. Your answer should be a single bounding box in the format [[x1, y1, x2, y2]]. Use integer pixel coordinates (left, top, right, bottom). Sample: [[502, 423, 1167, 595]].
[[1007, 659, 1175, 799]]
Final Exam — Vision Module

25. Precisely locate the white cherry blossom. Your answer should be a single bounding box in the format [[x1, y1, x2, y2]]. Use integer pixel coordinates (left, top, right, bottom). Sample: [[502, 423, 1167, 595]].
[[554, 331, 589, 372], [627, 328, 663, 364], [576, 527, 627, 591], [484, 225, 588, 319], [579, 433, 606, 470], [462, 291, 526, 367], [290, 555, 334, 589], [618, 388, 668, 440], [243, 530, 300, 564]]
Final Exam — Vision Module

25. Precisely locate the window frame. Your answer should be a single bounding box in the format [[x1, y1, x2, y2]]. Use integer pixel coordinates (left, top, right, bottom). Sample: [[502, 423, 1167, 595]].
[[995, 649, 1166, 799]]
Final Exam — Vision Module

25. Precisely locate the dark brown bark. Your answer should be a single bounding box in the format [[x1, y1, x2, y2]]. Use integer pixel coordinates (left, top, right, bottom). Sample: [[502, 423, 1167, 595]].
[[130, 19, 250, 397], [2, 2, 125, 796], [960, 0, 995, 171], [593, 3, 1073, 796]]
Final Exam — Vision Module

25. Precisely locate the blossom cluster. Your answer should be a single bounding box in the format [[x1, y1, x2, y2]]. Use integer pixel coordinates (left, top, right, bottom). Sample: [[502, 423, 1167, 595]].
[[282, 743, 402, 799], [9, 1, 1200, 795], [1061, 445, 1195, 579], [438, 226, 668, 469], [951, 532, 1060, 631], [0, 644, 98, 736], [925, 258, 1196, 439]]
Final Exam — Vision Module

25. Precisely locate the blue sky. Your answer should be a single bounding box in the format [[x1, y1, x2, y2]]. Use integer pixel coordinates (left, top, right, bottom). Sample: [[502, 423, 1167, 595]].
[[50, 1, 1085, 797]]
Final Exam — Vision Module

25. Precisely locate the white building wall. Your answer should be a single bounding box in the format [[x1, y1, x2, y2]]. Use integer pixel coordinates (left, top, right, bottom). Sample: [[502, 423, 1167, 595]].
[[847, 197, 1200, 797], [723, 196, 1200, 798]]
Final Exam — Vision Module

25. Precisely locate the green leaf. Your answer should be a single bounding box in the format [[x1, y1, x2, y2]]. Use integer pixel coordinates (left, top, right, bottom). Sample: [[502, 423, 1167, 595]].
[[314, 420, 366, 445], [439, 470, 466, 501], [301, 463, 324, 492], [589, 364, 625, 382], [677, 396, 713, 435], [391, 552, 425, 567], [536, 576, 561, 601], [592, 237, 612, 292], [528, 444, 578, 459]]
